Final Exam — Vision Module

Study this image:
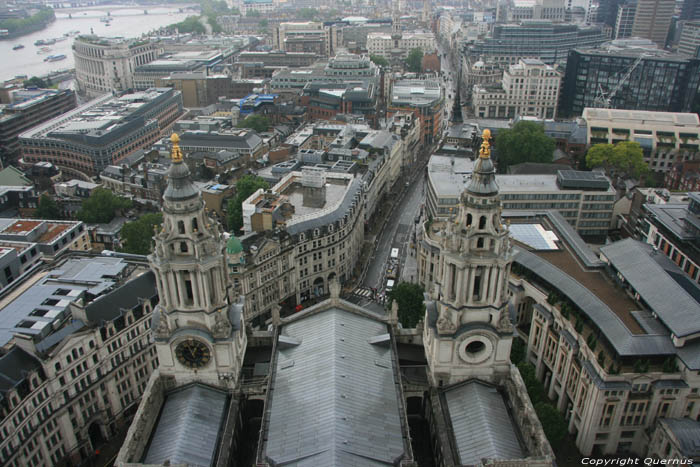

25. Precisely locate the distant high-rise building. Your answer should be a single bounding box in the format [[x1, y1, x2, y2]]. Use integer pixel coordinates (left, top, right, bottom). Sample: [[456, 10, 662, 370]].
[[681, 0, 700, 20], [678, 20, 700, 56], [614, 1, 637, 38], [560, 40, 700, 116], [631, 0, 675, 46]]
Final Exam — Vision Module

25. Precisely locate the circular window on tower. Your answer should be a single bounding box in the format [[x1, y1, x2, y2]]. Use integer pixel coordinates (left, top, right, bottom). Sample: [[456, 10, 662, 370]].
[[458, 335, 493, 364]]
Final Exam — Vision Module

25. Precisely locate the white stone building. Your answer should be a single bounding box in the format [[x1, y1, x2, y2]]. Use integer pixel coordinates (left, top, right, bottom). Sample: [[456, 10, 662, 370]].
[[73, 36, 160, 98], [582, 108, 700, 173], [472, 58, 562, 120], [0, 255, 159, 467], [366, 31, 436, 60]]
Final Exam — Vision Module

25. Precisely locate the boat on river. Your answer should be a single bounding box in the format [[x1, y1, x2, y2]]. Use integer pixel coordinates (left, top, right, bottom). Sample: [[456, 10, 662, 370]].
[[12, 44, 24, 50], [36, 47, 52, 54], [44, 54, 67, 62]]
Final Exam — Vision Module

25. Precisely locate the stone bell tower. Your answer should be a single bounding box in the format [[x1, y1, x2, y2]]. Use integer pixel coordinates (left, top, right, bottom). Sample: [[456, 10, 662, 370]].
[[149, 134, 246, 389], [422, 129, 514, 385]]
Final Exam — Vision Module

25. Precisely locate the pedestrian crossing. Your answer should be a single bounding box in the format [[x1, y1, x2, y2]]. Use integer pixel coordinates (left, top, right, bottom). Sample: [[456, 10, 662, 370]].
[[353, 287, 374, 298]]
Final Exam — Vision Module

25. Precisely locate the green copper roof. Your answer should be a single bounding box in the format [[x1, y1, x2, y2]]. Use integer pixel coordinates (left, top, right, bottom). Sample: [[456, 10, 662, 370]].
[[226, 236, 242, 254]]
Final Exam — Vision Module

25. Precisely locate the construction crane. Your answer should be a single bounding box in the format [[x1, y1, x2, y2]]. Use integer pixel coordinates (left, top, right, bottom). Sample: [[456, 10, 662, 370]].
[[593, 54, 644, 109]]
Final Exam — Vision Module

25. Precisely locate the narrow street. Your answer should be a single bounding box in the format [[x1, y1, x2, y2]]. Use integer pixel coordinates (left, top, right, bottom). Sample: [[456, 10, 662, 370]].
[[345, 49, 459, 307]]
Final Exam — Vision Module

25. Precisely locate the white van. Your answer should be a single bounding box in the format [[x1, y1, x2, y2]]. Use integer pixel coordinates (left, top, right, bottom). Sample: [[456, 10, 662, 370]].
[[390, 248, 399, 260], [386, 279, 395, 292]]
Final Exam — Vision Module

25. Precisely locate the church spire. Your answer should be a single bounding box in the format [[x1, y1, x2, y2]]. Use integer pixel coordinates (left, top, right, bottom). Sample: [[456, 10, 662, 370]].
[[466, 129, 498, 196]]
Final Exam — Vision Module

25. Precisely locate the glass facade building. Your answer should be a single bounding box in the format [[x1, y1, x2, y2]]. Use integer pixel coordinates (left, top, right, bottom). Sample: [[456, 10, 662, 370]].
[[560, 44, 700, 117], [463, 21, 607, 66]]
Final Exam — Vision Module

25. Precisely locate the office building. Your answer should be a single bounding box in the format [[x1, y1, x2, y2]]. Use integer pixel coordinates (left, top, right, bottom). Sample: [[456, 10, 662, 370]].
[[472, 58, 562, 119], [302, 81, 380, 126], [560, 40, 700, 117], [154, 71, 234, 108], [614, 1, 637, 38], [426, 156, 616, 237], [497, 0, 567, 22], [19, 88, 183, 176], [178, 129, 264, 165], [682, 0, 700, 20], [678, 21, 700, 56], [270, 53, 380, 91], [0, 87, 76, 164], [631, 0, 674, 46], [366, 31, 436, 60], [388, 78, 443, 145], [273, 22, 341, 57], [643, 192, 700, 285], [582, 108, 700, 173], [73, 36, 160, 98], [0, 255, 158, 466], [464, 21, 607, 67]]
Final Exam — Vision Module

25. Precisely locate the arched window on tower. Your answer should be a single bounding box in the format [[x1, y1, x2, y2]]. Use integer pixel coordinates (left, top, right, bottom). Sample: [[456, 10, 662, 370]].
[[178, 220, 185, 234], [192, 217, 198, 232], [477, 237, 484, 249], [479, 216, 486, 229], [180, 242, 188, 253], [467, 214, 472, 227]]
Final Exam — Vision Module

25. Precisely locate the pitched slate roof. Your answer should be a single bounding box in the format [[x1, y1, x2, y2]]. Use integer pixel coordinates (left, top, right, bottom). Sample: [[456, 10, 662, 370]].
[[262, 307, 410, 466], [443, 380, 525, 465], [143, 384, 229, 466]]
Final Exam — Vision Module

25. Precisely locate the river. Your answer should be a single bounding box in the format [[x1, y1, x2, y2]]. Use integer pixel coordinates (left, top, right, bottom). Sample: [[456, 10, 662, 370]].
[[0, 5, 194, 82]]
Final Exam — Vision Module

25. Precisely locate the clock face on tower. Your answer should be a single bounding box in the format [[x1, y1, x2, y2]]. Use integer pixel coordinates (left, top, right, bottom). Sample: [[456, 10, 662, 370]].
[[175, 339, 211, 369]]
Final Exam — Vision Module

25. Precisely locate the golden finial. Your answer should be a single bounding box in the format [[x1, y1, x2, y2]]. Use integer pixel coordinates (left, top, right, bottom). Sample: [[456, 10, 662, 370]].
[[170, 133, 183, 163], [479, 129, 492, 159]]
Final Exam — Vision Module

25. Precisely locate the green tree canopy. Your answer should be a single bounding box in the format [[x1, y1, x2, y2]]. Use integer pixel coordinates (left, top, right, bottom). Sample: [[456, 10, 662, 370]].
[[35, 193, 60, 219], [119, 213, 163, 255], [258, 19, 268, 29], [77, 188, 132, 224], [297, 7, 317, 20], [370, 55, 389, 67], [227, 175, 269, 233], [23, 76, 48, 89], [388, 282, 425, 328], [169, 15, 206, 34], [494, 121, 555, 172], [534, 402, 568, 448], [0, 7, 54, 34], [405, 48, 423, 73], [585, 141, 648, 179], [237, 114, 270, 133]]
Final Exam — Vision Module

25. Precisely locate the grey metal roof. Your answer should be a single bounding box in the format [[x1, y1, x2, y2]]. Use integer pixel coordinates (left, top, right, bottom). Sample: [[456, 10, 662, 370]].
[[263, 307, 409, 466], [600, 239, 700, 338], [544, 210, 603, 268], [144, 383, 228, 467], [286, 177, 363, 235], [513, 248, 676, 357], [0, 257, 127, 347], [0, 346, 42, 402], [443, 380, 524, 465], [467, 156, 499, 196], [164, 160, 199, 202], [35, 320, 86, 354], [84, 271, 156, 324], [661, 418, 700, 457]]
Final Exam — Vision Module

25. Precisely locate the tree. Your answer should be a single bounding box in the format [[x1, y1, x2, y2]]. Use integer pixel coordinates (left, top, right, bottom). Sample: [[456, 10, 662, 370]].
[[298, 7, 317, 20], [35, 194, 60, 219], [370, 55, 389, 67], [510, 337, 526, 365], [494, 121, 555, 172], [405, 48, 423, 73], [169, 15, 206, 34], [258, 19, 268, 30], [119, 213, 163, 255], [534, 402, 568, 448], [246, 9, 261, 17], [227, 175, 269, 233], [23, 76, 48, 89], [77, 188, 132, 224], [585, 141, 649, 179], [387, 282, 425, 328], [237, 114, 270, 133]]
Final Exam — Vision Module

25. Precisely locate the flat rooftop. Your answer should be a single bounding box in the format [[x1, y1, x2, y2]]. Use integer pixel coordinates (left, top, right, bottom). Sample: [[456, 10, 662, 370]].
[[582, 108, 700, 127], [281, 177, 350, 218]]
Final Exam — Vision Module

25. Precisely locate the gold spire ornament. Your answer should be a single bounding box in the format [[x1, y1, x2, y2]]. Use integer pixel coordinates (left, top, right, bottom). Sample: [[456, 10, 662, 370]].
[[479, 129, 492, 159], [170, 133, 183, 163]]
